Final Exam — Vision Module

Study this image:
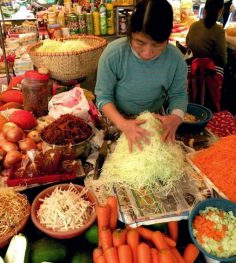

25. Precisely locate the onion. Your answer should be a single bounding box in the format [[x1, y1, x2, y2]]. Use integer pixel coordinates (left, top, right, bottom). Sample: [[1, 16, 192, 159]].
[[4, 126, 24, 143], [1, 142, 18, 152], [4, 150, 22, 167], [1, 122, 17, 135], [27, 130, 41, 143], [18, 137, 37, 152]]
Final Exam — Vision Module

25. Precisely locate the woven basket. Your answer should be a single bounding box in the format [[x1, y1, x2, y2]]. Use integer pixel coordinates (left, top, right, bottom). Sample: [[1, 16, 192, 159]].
[[27, 35, 107, 81]]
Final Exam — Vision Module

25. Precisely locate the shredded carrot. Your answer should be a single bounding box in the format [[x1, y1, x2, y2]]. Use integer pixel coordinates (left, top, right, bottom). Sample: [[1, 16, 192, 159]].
[[191, 135, 236, 202]]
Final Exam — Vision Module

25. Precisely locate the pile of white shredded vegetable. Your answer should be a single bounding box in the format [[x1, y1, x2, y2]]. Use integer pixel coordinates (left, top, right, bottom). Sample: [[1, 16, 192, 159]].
[[36, 39, 89, 53], [94, 112, 185, 194], [37, 184, 95, 231]]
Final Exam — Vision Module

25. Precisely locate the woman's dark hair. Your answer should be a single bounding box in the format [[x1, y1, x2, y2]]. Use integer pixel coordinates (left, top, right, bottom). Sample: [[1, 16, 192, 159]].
[[204, 0, 224, 28], [128, 0, 173, 42]]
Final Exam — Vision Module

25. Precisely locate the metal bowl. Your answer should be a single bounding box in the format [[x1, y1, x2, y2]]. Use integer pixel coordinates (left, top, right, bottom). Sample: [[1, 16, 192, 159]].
[[41, 133, 93, 158]]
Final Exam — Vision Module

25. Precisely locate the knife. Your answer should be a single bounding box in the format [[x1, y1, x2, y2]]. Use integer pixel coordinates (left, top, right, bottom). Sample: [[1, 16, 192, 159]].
[[93, 140, 108, 180]]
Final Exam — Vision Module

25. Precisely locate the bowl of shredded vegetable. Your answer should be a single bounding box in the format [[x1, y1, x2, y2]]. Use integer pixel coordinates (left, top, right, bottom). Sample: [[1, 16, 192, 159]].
[[27, 36, 107, 81], [188, 198, 236, 262], [0, 189, 31, 248], [31, 183, 98, 239], [177, 103, 213, 133]]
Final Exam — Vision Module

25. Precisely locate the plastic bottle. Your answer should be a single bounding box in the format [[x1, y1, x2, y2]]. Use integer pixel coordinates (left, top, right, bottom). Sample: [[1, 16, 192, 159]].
[[99, 0, 108, 35], [93, 7, 100, 35], [106, 0, 115, 35], [57, 11, 65, 27]]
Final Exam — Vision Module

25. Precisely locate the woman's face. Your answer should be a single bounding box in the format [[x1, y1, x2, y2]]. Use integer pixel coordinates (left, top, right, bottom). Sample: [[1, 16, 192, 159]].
[[131, 32, 168, 60]]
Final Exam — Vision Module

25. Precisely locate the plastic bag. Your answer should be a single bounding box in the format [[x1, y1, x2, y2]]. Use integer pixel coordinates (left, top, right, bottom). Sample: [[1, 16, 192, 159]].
[[48, 86, 90, 121]]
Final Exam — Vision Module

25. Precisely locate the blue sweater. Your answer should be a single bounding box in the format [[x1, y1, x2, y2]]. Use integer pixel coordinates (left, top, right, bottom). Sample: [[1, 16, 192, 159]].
[[95, 37, 188, 115]]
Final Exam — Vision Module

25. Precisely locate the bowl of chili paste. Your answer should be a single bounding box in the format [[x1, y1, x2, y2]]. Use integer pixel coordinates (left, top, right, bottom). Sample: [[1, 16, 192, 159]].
[[40, 114, 93, 157]]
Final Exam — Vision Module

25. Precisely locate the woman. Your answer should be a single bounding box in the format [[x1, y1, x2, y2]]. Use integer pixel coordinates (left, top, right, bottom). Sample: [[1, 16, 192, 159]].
[[186, 0, 227, 68], [186, 0, 227, 112], [95, 0, 188, 151]]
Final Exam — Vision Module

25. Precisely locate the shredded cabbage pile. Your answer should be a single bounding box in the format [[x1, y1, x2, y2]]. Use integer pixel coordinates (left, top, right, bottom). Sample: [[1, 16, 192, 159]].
[[36, 39, 89, 53], [96, 112, 185, 193]]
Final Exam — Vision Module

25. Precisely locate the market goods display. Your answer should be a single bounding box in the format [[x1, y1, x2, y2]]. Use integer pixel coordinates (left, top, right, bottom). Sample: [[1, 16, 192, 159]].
[[95, 111, 185, 193], [31, 183, 97, 239], [27, 36, 107, 81], [0, 189, 30, 248], [0, 118, 81, 186], [188, 198, 236, 262]]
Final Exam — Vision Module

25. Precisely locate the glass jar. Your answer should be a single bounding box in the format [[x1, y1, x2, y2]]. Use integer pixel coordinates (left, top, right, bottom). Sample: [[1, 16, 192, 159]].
[[22, 71, 52, 118]]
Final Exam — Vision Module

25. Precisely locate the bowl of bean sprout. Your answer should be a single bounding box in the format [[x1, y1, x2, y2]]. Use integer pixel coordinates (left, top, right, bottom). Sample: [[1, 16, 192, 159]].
[[31, 183, 98, 239]]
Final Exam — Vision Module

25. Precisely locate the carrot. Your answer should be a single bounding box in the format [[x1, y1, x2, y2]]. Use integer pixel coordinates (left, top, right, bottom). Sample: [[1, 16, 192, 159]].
[[137, 242, 152, 263], [136, 226, 153, 241], [183, 243, 200, 263], [171, 247, 186, 263], [127, 229, 140, 263], [96, 204, 111, 247], [104, 247, 119, 263], [96, 204, 111, 230], [151, 248, 160, 263], [168, 221, 179, 242], [113, 229, 127, 247], [159, 248, 176, 263], [100, 228, 113, 251], [96, 255, 107, 263], [152, 231, 169, 250], [93, 247, 104, 262], [107, 196, 118, 230], [163, 234, 176, 247], [118, 244, 133, 263]]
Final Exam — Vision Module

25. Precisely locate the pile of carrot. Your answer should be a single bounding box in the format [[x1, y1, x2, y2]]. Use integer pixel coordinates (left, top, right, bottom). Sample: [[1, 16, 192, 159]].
[[93, 196, 200, 263], [191, 135, 236, 203]]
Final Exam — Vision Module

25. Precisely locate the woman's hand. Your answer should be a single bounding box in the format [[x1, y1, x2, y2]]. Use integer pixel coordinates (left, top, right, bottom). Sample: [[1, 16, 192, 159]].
[[154, 114, 183, 143], [118, 118, 152, 152]]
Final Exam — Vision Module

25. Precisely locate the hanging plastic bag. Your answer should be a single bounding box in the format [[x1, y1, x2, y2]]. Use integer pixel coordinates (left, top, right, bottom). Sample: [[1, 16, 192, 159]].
[[48, 86, 90, 121]]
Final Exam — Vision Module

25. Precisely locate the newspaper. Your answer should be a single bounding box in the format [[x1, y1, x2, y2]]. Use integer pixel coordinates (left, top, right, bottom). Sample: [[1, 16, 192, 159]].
[[85, 143, 213, 227]]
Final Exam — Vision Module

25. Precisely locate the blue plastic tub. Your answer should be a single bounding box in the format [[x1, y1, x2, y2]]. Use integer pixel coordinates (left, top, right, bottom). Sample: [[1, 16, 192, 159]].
[[178, 103, 213, 133]]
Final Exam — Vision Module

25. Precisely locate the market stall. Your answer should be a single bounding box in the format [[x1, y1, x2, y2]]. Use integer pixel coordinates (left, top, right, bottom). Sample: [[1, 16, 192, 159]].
[[0, 1, 236, 263]]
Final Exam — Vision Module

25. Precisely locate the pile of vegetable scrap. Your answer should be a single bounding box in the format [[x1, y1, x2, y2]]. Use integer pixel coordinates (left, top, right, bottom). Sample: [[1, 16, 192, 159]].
[[94, 112, 185, 193], [191, 135, 236, 203]]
